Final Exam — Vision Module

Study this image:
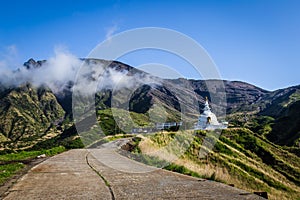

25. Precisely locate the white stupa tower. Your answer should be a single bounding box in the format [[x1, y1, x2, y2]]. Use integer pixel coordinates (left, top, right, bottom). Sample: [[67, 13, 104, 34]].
[[194, 97, 228, 130]]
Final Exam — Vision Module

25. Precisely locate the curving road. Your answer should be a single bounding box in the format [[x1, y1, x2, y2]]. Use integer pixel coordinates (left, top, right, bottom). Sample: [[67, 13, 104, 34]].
[[3, 141, 264, 199]]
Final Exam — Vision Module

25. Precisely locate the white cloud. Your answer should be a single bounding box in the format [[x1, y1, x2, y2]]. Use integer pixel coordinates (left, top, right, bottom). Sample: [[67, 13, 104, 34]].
[[0, 45, 20, 69], [0, 47, 160, 96], [0, 47, 82, 92], [105, 24, 119, 41]]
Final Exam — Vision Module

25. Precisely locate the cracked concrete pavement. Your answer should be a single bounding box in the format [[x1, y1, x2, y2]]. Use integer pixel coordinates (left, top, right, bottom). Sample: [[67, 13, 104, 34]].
[[3, 142, 264, 200]]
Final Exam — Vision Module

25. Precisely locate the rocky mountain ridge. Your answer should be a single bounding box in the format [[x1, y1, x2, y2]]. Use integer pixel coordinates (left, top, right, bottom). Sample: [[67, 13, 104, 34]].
[[0, 58, 299, 148]]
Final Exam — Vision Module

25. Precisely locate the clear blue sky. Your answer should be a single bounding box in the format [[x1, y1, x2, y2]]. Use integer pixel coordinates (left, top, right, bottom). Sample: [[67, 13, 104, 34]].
[[0, 0, 299, 91]]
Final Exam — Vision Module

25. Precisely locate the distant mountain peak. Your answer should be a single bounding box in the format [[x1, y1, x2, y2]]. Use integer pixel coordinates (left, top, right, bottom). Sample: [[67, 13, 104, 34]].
[[23, 58, 46, 69]]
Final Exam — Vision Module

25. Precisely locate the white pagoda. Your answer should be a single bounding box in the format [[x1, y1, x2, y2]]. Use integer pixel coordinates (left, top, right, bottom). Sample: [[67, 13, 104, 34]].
[[194, 97, 228, 130]]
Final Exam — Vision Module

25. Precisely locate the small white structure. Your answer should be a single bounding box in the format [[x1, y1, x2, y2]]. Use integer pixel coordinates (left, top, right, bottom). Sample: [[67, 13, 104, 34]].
[[194, 97, 228, 130]]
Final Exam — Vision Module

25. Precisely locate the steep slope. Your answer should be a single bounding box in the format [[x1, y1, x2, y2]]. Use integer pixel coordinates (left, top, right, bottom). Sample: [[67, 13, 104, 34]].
[[189, 79, 269, 113], [0, 84, 65, 148], [266, 100, 300, 146], [136, 128, 300, 200], [223, 81, 269, 113], [256, 85, 300, 146], [259, 85, 300, 118]]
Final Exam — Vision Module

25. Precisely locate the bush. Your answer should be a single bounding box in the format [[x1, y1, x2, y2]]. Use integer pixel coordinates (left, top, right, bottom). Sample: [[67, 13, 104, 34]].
[[164, 163, 202, 178]]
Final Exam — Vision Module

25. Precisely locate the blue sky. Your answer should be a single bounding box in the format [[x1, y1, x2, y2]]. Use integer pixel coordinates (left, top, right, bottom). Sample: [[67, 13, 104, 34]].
[[0, 0, 299, 91]]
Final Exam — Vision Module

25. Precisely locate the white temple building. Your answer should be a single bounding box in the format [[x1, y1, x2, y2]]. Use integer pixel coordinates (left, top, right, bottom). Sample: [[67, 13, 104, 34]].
[[194, 97, 228, 130]]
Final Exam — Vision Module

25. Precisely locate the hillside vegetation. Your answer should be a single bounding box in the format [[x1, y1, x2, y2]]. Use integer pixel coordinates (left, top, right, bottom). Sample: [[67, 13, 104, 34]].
[[0, 84, 65, 149], [135, 128, 300, 200]]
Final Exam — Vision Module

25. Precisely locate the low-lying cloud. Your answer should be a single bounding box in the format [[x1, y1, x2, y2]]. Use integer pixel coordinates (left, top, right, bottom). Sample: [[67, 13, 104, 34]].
[[0, 48, 160, 95], [0, 49, 81, 92]]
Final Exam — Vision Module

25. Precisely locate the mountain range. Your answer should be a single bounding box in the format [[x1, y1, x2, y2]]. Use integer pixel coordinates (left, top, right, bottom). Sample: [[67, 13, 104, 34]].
[[0, 58, 299, 199], [0, 58, 299, 149]]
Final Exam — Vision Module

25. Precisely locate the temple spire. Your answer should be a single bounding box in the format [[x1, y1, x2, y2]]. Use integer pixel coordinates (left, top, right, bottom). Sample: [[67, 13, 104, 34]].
[[204, 97, 210, 111]]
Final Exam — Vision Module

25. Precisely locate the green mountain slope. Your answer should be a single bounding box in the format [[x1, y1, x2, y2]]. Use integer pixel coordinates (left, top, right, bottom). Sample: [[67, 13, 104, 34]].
[[136, 128, 300, 200], [259, 85, 300, 118], [0, 84, 65, 149], [266, 100, 300, 146]]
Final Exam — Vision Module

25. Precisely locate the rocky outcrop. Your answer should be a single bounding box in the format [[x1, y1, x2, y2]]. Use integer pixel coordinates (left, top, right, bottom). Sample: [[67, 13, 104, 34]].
[[0, 84, 65, 144], [23, 58, 46, 69]]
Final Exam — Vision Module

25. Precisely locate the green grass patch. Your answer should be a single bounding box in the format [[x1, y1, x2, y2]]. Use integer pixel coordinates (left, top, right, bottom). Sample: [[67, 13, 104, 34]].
[[229, 158, 290, 191], [97, 108, 152, 135], [164, 163, 202, 178], [137, 126, 300, 199], [150, 132, 175, 147], [0, 146, 65, 162], [0, 163, 25, 185], [0, 146, 65, 186], [106, 134, 134, 142]]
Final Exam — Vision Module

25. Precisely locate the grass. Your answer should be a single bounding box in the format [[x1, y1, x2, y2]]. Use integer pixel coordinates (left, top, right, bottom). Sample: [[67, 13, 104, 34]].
[[0, 146, 66, 185], [0, 146, 65, 162], [96, 108, 182, 136], [163, 163, 225, 183], [135, 128, 300, 200], [105, 134, 134, 141], [97, 108, 152, 135], [119, 138, 170, 168], [0, 163, 25, 185], [163, 163, 202, 178]]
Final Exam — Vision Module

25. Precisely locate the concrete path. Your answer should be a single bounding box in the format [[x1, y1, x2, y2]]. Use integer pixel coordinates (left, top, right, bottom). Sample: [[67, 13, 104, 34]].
[[3, 146, 264, 199], [3, 150, 111, 200]]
